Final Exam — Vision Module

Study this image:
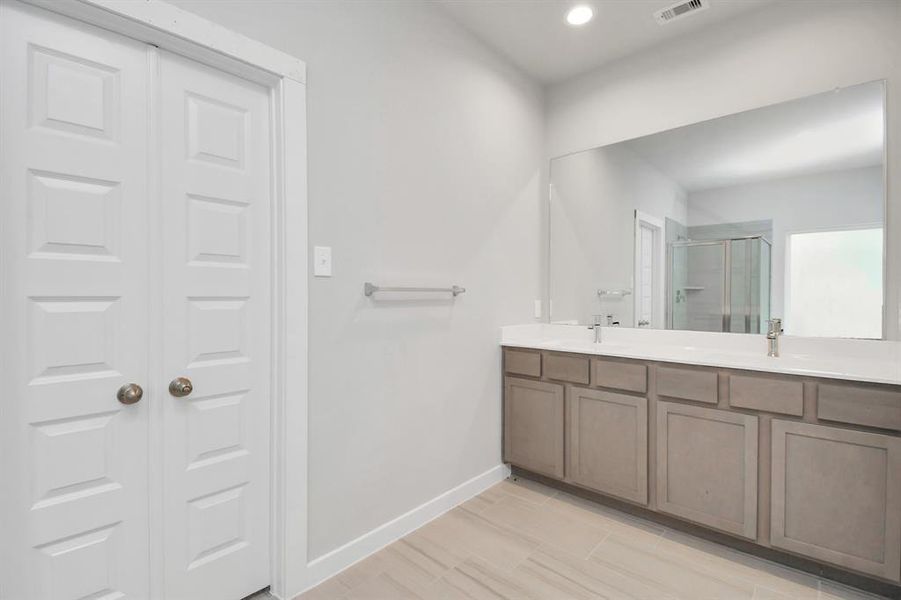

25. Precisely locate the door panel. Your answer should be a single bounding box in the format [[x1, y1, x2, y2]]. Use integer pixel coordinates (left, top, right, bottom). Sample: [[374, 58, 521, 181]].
[[656, 402, 758, 539], [569, 387, 648, 504], [771, 420, 901, 582], [0, 3, 151, 598], [159, 50, 271, 600], [504, 377, 565, 478]]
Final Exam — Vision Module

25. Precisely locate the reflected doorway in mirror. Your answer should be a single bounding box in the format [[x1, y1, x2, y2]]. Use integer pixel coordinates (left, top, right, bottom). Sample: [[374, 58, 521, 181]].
[[634, 210, 665, 328]]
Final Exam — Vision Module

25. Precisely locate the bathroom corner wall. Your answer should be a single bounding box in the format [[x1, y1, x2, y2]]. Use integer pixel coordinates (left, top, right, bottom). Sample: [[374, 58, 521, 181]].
[[169, 0, 545, 578], [546, 0, 901, 340]]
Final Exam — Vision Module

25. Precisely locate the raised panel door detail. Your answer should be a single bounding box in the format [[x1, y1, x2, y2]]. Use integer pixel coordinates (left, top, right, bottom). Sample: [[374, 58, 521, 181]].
[[160, 50, 271, 600], [187, 297, 250, 366], [504, 377, 565, 479], [187, 93, 247, 169], [0, 4, 150, 599], [31, 411, 119, 508], [771, 420, 901, 582], [569, 387, 648, 504], [187, 485, 249, 570], [28, 296, 120, 381], [187, 194, 250, 267], [29, 44, 119, 140], [657, 401, 758, 539], [36, 524, 123, 600], [27, 170, 121, 261], [187, 393, 249, 469]]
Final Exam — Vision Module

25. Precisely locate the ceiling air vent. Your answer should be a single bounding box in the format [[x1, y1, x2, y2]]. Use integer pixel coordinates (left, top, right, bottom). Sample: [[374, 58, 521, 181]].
[[654, 0, 709, 25]]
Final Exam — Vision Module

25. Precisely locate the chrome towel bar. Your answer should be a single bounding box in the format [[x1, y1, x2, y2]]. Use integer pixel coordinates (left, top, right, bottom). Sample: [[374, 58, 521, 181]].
[[597, 289, 632, 297], [364, 282, 466, 297]]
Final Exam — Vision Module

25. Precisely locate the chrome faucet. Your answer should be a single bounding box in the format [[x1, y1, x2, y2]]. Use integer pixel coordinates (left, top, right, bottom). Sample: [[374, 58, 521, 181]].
[[766, 318, 783, 357], [589, 314, 604, 344]]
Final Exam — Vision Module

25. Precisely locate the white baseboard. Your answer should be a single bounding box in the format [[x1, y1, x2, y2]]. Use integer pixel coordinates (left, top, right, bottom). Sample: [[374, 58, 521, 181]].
[[287, 463, 510, 599]]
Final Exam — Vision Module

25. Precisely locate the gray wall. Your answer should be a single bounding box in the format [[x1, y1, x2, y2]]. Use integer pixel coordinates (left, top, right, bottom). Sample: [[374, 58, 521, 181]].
[[169, 0, 545, 559], [550, 144, 687, 326]]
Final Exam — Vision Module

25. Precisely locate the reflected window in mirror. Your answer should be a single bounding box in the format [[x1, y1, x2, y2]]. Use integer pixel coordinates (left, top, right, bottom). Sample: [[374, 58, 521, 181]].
[[787, 227, 883, 338]]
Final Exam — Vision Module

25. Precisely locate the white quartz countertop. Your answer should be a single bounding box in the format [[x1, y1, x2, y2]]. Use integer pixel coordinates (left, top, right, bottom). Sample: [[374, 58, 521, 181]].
[[501, 324, 901, 386]]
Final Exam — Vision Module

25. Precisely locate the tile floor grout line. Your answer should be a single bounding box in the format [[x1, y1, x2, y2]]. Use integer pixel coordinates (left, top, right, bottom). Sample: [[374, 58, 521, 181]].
[[585, 531, 613, 560]]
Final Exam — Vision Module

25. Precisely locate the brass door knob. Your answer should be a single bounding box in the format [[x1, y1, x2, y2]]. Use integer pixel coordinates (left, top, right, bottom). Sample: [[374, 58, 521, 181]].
[[169, 377, 193, 398], [117, 383, 144, 405]]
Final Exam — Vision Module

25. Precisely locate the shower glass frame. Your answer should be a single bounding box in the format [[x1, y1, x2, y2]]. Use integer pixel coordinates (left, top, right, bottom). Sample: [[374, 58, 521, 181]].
[[667, 235, 773, 333]]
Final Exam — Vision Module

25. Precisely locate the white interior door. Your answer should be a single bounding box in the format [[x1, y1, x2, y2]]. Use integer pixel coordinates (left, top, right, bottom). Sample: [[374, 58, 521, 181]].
[[634, 211, 664, 328], [2, 4, 274, 600], [158, 50, 272, 600], [637, 224, 655, 326], [0, 3, 151, 598]]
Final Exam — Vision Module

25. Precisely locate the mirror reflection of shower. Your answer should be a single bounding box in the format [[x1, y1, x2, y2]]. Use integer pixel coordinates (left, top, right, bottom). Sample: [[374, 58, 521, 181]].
[[667, 234, 771, 334]]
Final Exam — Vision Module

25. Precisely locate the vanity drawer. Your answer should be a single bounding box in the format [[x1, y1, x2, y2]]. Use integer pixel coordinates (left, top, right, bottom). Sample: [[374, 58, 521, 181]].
[[730, 374, 803, 416], [504, 348, 541, 377], [591, 359, 647, 394], [656, 365, 718, 404], [544, 353, 589, 384], [817, 383, 901, 432]]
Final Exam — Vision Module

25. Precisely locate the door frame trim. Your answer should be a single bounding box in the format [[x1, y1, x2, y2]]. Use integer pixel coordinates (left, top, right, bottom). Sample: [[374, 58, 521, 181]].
[[9, 1, 310, 597], [633, 210, 664, 329]]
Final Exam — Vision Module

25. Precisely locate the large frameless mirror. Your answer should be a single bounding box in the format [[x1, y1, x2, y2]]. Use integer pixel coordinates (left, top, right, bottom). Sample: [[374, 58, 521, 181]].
[[548, 80, 886, 338]]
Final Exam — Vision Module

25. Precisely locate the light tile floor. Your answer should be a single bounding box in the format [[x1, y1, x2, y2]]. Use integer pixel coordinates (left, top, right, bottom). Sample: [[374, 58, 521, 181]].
[[296, 477, 890, 600]]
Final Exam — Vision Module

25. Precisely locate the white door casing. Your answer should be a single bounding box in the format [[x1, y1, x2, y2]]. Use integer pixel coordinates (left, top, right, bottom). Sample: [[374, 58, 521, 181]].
[[159, 50, 272, 600], [0, 3, 152, 599], [0, 3, 280, 599], [637, 224, 654, 326]]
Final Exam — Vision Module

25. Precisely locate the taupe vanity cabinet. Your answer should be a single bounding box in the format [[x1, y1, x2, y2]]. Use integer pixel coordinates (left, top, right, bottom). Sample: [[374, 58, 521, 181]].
[[656, 401, 758, 540], [771, 420, 901, 581], [502, 347, 901, 589], [569, 386, 648, 504], [503, 377, 564, 479]]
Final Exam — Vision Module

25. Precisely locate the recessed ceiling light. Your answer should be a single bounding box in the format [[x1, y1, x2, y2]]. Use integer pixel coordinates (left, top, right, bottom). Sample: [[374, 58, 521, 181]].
[[566, 5, 594, 26]]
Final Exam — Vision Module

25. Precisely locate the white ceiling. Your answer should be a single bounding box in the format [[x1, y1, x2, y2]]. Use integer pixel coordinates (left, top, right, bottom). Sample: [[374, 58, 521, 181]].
[[621, 81, 885, 192], [437, 0, 777, 84]]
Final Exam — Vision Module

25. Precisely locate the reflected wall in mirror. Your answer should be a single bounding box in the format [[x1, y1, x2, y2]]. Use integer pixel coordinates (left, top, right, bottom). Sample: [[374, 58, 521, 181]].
[[549, 80, 885, 338]]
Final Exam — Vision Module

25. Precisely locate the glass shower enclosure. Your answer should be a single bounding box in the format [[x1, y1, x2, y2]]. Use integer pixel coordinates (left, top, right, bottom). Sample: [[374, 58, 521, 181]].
[[668, 236, 772, 334]]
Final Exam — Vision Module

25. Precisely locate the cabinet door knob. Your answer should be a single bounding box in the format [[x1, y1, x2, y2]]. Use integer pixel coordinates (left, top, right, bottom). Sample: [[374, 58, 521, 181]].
[[117, 383, 144, 405], [169, 377, 193, 398]]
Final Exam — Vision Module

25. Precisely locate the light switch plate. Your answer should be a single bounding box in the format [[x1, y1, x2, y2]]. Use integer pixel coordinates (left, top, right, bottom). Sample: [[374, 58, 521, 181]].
[[534, 299, 542, 319], [314, 246, 332, 277]]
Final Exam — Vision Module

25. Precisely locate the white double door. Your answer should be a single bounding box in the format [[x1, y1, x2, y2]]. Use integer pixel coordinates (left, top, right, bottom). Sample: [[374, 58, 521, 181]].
[[0, 3, 272, 599]]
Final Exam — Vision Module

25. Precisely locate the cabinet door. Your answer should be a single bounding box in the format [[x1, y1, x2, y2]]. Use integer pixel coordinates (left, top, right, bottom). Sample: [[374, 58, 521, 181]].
[[771, 420, 901, 582], [569, 387, 647, 504], [504, 377, 564, 479], [657, 402, 758, 539]]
